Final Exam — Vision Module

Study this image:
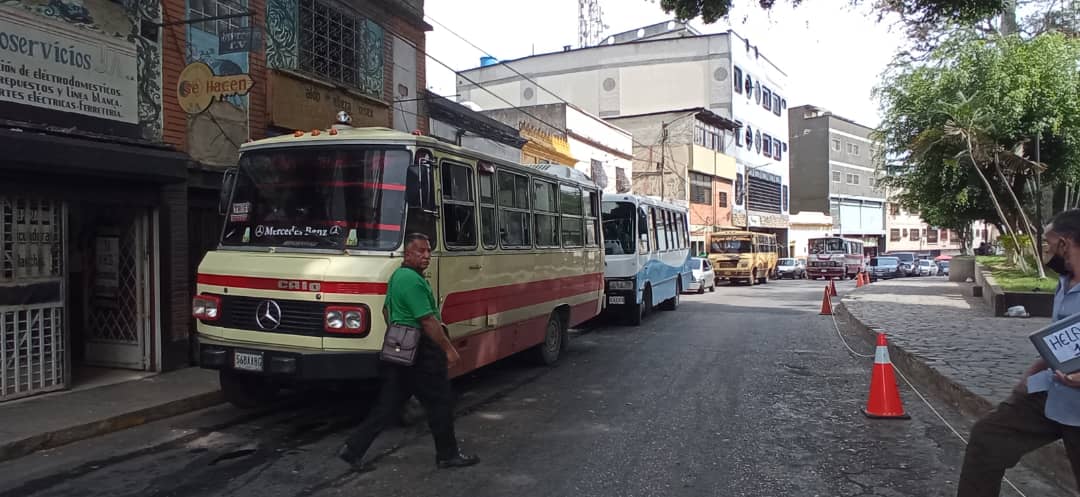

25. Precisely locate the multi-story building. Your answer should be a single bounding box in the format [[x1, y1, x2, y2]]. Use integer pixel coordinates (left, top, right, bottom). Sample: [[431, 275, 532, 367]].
[[607, 108, 739, 255], [788, 105, 886, 255], [884, 200, 965, 255], [481, 103, 633, 194], [0, 0, 428, 402], [457, 23, 792, 252]]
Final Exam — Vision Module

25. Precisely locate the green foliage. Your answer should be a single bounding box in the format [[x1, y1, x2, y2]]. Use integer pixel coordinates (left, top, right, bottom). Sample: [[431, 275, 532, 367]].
[[877, 33, 1080, 231], [658, 0, 1007, 24], [978, 255, 1058, 292]]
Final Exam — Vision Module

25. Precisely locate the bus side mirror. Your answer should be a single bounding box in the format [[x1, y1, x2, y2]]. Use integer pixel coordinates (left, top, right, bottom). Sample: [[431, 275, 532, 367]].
[[219, 168, 238, 216]]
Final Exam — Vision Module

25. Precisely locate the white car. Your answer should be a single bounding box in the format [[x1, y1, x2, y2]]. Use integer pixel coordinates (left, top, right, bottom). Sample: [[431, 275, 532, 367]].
[[687, 257, 716, 294], [916, 259, 939, 276]]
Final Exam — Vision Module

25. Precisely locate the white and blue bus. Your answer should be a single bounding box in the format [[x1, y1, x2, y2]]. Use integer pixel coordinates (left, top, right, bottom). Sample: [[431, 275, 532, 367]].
[[601, 194, 693, 325]]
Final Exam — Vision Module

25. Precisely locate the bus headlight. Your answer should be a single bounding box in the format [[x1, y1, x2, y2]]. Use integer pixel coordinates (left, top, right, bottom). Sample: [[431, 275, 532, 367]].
[[608, 280, 633, 291], [324, 306, 370, 335], [325, 310, 344, 329], [192, 294, 221, 321]]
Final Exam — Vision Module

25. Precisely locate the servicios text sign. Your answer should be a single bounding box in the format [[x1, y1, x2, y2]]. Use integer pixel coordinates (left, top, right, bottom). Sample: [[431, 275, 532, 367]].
[[0, 7, 138, 124]]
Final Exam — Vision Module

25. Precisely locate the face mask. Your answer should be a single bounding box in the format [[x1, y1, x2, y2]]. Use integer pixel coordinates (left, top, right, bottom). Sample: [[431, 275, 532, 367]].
[[1045, 241, 1070, 275]]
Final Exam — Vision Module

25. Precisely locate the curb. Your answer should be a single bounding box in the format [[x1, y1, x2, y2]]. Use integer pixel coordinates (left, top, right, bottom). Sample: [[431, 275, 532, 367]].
[[0, 390, 224, 463], [835, 300, 1077, 491]]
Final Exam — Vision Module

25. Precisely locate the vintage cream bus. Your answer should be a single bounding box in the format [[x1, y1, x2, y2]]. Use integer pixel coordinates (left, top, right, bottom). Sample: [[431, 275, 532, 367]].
[[707, 230, 779, 285], [192, 119, 604, 407]]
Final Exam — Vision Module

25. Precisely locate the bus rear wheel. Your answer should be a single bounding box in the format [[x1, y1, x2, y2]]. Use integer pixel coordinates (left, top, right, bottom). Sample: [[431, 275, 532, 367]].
[[531, 313, 566, 365]]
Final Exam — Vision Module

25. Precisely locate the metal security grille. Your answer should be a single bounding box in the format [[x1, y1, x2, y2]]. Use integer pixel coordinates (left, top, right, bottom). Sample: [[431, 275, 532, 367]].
[[297, 0, 383, 98], [1, 198, 63, 282], [87, 221, 141, 345], [1, 306, 65, 400], [0, 196, 66, 401]]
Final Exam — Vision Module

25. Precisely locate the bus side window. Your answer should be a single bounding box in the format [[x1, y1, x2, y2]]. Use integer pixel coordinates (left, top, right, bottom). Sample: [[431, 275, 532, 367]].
[[478, 169, 497, 249], [442, 161, 477, 250], [405, 157, 438, 248], [497, 171, 531, 248], [638, 207, 651, 253]]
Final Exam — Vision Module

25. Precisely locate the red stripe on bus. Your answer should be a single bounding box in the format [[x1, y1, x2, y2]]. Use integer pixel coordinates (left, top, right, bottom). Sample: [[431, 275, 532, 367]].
[[197, 274, 388, 294], [353, 222, 401, 232], [441, 273, 604, 324]]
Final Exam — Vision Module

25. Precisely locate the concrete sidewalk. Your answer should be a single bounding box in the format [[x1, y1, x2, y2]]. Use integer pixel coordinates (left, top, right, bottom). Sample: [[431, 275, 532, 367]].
[[0, 367, 222, 462], [836, 278, 1080, 492]]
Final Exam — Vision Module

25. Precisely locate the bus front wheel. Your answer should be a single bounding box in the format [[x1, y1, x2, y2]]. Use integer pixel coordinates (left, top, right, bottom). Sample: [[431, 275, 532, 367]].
[[627, 287, 651, 326]]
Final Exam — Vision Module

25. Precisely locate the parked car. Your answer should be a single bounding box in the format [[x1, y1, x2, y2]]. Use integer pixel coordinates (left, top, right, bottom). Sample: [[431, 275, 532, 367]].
[[687, 257, 716, 294], [916, 259, 939, 276], [868, 256, 903, 280], [938, 260, 950, 276], [886, 252, 917, 276], [776, 258, 807, 279]]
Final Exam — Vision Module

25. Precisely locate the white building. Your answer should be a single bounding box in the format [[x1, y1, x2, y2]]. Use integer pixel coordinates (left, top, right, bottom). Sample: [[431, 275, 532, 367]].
[[482, 103, 633, 194], [457, 24, 792, 248], [788, 211, 834, 258]]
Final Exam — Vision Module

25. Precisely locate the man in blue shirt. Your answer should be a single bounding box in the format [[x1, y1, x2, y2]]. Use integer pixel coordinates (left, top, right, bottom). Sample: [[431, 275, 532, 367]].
[[958, 210, 1080, 496]]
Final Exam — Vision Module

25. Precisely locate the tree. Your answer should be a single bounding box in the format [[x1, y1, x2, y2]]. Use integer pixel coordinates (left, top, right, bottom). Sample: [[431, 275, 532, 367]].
[[659, 0, 1008, 26], [877, 33, 1080, 273]]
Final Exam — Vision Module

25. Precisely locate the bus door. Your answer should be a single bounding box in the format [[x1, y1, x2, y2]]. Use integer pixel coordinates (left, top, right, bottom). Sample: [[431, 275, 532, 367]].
[[437, 159, 488, 343]]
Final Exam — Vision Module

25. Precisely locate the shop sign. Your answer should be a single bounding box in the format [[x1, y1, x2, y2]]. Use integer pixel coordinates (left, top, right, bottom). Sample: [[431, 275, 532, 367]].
[[269, 72, 388, 131], [219, 27, 260, 55], [0, 7, 138, 123], [177, 61, 254, 114]]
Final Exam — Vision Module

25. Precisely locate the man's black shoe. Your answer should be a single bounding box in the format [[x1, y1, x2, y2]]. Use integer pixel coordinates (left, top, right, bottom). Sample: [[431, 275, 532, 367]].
[[337, 445, 375, 474], [436, 453, 480, 469]]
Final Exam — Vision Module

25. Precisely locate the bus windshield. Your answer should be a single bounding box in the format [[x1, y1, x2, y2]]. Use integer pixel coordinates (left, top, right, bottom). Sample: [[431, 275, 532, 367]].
[[809, 238, 844, 254], [710, 238, 753, 254], [602, 201, 636, 255], [221, 147, 410, 251]]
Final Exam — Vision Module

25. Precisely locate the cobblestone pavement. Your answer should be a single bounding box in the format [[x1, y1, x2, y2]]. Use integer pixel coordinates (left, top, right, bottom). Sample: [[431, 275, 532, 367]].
[[842, 278, 1050, 407]]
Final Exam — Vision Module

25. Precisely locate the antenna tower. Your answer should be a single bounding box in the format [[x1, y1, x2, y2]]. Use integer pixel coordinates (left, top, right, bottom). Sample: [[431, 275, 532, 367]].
[[578, 0, 606, 48]]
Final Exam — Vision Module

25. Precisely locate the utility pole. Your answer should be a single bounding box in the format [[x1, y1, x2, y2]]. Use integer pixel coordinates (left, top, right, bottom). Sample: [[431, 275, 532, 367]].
[[659, 121, 668, 202]]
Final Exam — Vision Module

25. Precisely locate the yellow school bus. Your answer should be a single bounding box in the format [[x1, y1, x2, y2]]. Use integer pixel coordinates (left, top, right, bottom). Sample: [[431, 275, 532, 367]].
[[707, 230, 779, 285], [192, 117, 604, 407]]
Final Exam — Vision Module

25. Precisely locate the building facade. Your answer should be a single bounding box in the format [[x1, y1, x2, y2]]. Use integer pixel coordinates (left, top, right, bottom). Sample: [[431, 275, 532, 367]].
[[0, 0, 428, 402], [788, 105, 885, 256], [480, 104, 633, 194], [457, 26, 791, 252], [788, 212, 834, 259], [607, 108, 739, 255], [884, 200, 966, 255]]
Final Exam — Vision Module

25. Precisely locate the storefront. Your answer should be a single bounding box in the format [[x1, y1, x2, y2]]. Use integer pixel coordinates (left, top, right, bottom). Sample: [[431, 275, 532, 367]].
[[0, 128, 190, 401]]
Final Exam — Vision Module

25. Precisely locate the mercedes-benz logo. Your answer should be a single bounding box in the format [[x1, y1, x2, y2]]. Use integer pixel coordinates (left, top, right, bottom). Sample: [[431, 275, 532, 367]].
[[255, 300, 283, 330]]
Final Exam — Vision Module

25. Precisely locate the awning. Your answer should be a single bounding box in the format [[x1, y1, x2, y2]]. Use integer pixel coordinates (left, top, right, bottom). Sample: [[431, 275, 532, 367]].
[[0, 127, 190, 183]]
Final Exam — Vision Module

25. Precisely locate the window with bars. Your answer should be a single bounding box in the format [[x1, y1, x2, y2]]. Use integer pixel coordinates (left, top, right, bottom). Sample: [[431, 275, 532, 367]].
[[890, 229, 901, 241], [719, 191, 728, 208], [690, 172, 712, 205], [298, 0, 384, 99], [188, 0, 249, 35], [927, 229, 938, 244]]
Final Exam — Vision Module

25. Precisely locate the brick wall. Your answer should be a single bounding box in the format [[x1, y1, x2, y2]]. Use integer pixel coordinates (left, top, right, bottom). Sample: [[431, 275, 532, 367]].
[[248, 0, 268, 139], [161, 0, 188, 150]]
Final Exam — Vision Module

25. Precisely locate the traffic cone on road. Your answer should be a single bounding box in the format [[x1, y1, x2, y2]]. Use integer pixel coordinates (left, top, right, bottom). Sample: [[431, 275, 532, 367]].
[[829, 278, 838, 297], [856, 272, 865, 288], [819, 286, 833, 315], [863, 333, 910, 419]]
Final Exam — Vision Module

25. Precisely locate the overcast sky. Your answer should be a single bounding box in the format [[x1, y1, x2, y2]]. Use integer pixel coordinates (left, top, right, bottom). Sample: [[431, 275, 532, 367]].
[[422, 0, 911, 128]]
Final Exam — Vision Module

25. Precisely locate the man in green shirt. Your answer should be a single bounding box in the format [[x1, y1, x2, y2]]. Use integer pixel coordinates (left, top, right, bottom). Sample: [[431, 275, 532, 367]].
[[339, 233, 479, 472]]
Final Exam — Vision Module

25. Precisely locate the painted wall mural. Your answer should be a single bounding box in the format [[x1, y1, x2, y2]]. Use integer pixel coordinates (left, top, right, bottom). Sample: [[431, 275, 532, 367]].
[[0, 0, 163, 140], [265, 0, 297, 70], [184, 0, 251, 166]]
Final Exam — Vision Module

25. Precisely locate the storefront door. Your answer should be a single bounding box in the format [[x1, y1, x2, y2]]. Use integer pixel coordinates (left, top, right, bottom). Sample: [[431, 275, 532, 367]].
[[83, 209, 153, 370]]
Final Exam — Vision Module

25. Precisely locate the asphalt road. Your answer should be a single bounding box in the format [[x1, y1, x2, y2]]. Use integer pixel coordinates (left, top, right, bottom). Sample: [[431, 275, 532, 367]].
[[0, 278, 1072, 497]]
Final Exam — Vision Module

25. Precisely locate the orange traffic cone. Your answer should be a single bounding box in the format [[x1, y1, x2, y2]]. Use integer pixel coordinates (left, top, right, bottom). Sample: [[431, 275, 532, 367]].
[[856, 272, 865, 288], [864, 333, 910, 419], [819, 287, 833, 315], [829, 278, 838, 297]]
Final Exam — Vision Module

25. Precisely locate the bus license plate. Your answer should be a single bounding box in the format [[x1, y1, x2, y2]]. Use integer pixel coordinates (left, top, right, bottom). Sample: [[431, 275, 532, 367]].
[[608, 296, 626, 305], [234, 351, 263, 372], [820, 269, 828, 273]]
